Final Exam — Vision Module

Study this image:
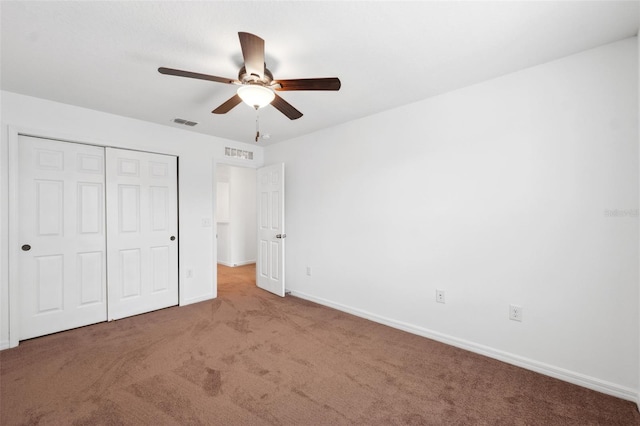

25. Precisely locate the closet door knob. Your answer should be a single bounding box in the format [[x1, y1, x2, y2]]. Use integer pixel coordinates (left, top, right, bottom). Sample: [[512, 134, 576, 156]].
[[21, 244, 31, 251], [170, 236, 176, 241]]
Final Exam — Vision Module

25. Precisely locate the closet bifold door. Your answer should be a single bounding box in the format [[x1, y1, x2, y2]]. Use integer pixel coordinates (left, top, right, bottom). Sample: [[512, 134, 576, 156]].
[[18, 136, 108, 340], [105, 148, 179, 320]]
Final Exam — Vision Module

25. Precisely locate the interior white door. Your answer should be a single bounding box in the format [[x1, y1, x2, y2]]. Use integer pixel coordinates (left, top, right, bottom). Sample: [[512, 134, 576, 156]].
[[106, 148, 178, 320], [18, 136, 108, 340], [256, 163, 285, 297]]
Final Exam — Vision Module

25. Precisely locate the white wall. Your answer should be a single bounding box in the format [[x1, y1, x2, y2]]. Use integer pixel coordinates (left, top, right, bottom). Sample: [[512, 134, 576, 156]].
[[0, 91, 264, 348], [216, 164, 257, 266], [265, 37, 639, 401]]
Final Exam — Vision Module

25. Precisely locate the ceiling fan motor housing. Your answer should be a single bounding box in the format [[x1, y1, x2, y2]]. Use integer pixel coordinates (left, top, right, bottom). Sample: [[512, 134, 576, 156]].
[[238, 65, 275, 87]]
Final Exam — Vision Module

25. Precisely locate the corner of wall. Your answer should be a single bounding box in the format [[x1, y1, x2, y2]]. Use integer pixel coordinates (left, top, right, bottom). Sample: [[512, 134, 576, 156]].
[[637, 30, 640, 411]]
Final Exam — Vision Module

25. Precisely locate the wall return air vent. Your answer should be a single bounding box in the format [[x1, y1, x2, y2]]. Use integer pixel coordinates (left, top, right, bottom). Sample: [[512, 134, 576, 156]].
[[225, 147, 253, 160]]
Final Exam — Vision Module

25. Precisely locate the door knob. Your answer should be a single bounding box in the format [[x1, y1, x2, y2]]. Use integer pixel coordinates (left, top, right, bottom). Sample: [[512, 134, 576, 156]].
[[170, 236, 176, 241], [21, 244, 31, 251], [275, 234, 286, 239]]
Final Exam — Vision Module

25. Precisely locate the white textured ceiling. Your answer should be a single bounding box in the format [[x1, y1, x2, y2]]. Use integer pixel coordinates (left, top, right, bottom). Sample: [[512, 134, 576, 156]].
[[1, 1, 638, 145]]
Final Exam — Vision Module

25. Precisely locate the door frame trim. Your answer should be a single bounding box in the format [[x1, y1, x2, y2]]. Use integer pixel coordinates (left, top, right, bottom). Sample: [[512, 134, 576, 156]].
[[7, 126, 181, 347], [8, 126, 20, 348]]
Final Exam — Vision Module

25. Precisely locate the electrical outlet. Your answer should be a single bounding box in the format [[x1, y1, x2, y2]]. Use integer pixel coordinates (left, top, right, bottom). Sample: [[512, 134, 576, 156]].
[[436, 289, 445, 304], [306, 266, 312, 276], [509, 304, 522, 322]]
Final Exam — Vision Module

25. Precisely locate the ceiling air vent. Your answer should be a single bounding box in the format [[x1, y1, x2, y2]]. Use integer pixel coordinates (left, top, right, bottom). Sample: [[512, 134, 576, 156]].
[[173, 118, 198, 127], [225, 147, 253, 160]]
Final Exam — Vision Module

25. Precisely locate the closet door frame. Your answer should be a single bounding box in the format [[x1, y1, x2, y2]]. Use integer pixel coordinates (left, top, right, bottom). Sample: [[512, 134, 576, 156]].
[[7, 127, 180, 348]]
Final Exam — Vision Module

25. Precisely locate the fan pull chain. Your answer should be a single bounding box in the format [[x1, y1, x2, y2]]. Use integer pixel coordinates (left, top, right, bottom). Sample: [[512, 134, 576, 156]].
[[255, 109, 260, 142]]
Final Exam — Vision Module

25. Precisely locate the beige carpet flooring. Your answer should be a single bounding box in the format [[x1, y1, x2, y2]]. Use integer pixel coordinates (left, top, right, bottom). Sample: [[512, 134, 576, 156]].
[[1, 264, 639, 425]]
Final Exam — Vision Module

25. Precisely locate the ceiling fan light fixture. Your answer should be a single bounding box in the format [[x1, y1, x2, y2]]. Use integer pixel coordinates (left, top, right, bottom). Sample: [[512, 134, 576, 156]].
[[237, 85, 275, 109], [159, 32, 340, 120]]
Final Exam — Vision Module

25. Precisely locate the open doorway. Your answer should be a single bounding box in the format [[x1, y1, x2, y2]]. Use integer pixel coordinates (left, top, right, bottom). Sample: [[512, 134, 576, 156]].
[[216, 164, 257, 285]]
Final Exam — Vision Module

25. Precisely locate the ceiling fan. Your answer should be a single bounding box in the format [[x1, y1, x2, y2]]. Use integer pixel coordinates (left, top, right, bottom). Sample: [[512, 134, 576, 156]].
[[158, 32, 341, 120]]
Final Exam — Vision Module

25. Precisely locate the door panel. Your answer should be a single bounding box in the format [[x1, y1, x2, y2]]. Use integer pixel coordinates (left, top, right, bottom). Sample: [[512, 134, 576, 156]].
[[78, 183, 103, 234], [78, 251, 103, 304], [36, 180, 63, 235], [150, 186, 169, 230], [119, 185, 140, 232], [256, 163, 285, 297], [106, 148, 178, 320], [120, 248, 142, 298], [270, 242, 279, 280], [151, 246, 170, 292], [18, 136, 107, 340], [35, 255, 64, 312]]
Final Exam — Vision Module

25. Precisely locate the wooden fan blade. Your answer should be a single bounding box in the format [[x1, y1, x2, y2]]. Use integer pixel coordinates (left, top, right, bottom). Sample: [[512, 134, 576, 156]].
[[212, 94, 243, 114], [274, 78, 341, 91], [271, 94, 303, 120], [238, 32, 265, 79], [158, 67, 238, 85]]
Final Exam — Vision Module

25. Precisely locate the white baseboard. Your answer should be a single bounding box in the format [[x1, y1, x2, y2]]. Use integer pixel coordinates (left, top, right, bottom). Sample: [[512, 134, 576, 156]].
[[289, 290, 638, 404], [180, 292, 215, 306], [217, 260, 256, 267]]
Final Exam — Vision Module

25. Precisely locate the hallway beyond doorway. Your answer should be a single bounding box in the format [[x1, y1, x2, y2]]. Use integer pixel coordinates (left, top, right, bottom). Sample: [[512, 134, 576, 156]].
[[217, 263, 256, 290]]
